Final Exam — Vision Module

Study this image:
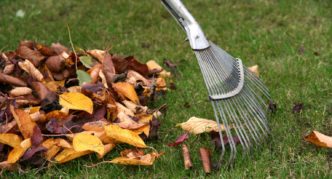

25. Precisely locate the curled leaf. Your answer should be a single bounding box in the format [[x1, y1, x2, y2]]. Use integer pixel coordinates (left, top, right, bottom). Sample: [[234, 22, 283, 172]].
[[168, 133, 189, 147], [59, 92, 93, 114], [10, 105, 37, 138], [304, 130, 332, 148], [110, 150, 162, 166]]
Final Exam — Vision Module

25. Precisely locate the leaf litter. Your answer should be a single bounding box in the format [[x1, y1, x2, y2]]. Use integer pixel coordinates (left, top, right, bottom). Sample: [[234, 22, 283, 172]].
[[0, 40, 171, 170]]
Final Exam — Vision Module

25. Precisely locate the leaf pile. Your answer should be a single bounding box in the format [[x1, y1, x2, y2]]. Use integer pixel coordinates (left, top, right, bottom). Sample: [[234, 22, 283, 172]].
[[0, 40, 170, 170]]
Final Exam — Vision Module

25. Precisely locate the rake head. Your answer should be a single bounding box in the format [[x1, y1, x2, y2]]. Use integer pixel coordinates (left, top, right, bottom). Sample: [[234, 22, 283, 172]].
[[195, 42, 271, 164]]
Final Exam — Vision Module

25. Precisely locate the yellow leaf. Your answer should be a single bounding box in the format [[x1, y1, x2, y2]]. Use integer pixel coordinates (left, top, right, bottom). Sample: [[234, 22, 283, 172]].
[[7, 138, 31, 163], [146, 60, 163, 72], [59, 92, 93, 114], [304, 130, 332, 148], [10, 105, 36, 138], [132, 125, 150, 136], [104, 124, 147, 148], [112, 82, 139, 104], [55, 148, 91, 164], [177, 117, 228, 135], [82, 121, 109, 132], [73, 133, 104, 155], [0, 133, 22, 148]]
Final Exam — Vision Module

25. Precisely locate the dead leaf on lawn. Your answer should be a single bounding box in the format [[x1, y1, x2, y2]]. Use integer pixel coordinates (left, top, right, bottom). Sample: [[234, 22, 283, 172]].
[[104, 124, 147, 148], [7, 138, 32, 163], [0, 133, 22, 148], [304, 130, 332, 148], [110, 149, 162, 166], [73, 132, 105, 155], [248, 65, 259, 77], [177, 117, 228, 135], [59, 92, 93, 114]]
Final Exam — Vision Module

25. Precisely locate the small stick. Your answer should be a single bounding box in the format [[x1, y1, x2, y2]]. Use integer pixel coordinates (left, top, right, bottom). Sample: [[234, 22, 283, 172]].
[[182, 144, 192, 169], [199, 147, 211, 174]]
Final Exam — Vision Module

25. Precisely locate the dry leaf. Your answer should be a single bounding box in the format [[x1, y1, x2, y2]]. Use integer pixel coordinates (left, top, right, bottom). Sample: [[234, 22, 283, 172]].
[[304, 130, 332, 148], [112, 82, 139, 104], [116, 111, 146, 130], [115, 102, 135, 116], [73, 132, 105, 155], [18, 59, 44, 81], [104, 124, 147, 148], [248, 65, 259, 77], [111, 150, 161, 166], [7, 138, 31, 163], [59, 92, 93, 114], [146, 60, 163, 72], [82, 121, 109, 132], [132, 125, 150, 136], [9, 87, 32, 97], [10, 105, 37, 138], [0, 133, 22, 148], [177, 117, 228, 135], [55, 148, 92, 164]]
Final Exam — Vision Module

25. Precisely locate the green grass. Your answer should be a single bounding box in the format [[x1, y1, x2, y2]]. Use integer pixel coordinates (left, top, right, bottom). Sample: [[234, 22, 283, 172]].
[[1, 0, 332, 178]]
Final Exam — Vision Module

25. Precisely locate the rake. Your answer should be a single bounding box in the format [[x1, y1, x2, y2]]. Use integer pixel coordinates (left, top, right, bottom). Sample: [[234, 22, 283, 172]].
[[161, 0, 272, 165]]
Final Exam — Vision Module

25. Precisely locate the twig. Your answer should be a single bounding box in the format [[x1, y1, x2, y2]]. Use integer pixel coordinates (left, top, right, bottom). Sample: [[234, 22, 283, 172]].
[[67, 25, 78, 71]]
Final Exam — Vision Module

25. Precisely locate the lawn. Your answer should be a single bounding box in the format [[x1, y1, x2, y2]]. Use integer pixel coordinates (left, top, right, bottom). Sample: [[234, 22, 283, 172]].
[[0, 0, 332, 178]]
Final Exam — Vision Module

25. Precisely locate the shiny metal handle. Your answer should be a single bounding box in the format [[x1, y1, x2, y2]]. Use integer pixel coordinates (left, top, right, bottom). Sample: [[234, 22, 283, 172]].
[[161, 0, 210, 50]]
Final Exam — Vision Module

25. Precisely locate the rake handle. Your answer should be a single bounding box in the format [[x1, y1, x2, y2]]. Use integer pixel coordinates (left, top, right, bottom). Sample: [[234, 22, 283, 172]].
[[161, 0, 210, 50]]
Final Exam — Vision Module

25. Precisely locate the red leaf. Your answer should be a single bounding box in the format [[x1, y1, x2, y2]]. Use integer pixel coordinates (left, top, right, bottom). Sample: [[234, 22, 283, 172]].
[[168, 133, 189, 147]]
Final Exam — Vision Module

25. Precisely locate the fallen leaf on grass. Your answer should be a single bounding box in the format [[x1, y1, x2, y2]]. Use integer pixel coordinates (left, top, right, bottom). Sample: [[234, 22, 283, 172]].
[[104, 124, 147, 148], [168, 133, 189, 147], [59, 92, 93, 114], [0, 133, 22, 148], [177, 117, 228, 135], [110, 149, 162, 166], [304, 130, 332, 148], [7, 138, 32, 163], [73, 132, 105, 155], [248, 65, 259, 77], [292, 103, 304, 113]]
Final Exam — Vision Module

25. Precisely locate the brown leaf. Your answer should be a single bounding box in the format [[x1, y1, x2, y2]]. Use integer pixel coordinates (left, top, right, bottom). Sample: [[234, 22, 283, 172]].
[[10, 105, 36, 138], [87, 49, 106, 63], [116, 111, 146, 130], [248, 65, 259, 77], [0, 73, 27, 87], [125, 56, 149, 77], [45, 55, 65, 73], [110, 149, 162, 166], [102, 53, 116, 85], [16, 45, 45, 67], [304, 130, 332, 148], [168, 133, 189, 147], [9, 87, 32, 97]]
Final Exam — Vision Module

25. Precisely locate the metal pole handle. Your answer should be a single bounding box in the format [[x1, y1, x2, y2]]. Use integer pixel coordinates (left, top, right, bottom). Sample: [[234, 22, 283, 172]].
[[161, 0, 210, 50]]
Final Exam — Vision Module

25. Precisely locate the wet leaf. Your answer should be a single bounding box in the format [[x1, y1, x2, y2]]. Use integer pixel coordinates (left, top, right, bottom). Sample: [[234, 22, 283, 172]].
[[304, 130, 332, 148], [168, 133, 189, 147], [73, 132, 104, 155], [76, 70, 92, 86], [59, 92, 93, 114], [104, 124, 147, 148], [177, 117, 228, 135]]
